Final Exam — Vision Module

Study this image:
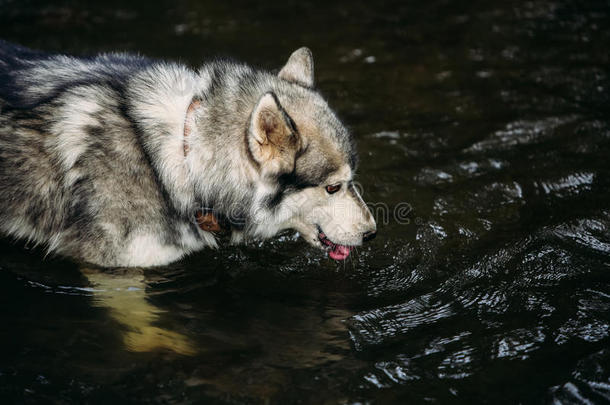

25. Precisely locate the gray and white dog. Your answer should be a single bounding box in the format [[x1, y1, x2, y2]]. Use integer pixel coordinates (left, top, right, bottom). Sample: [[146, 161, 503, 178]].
[[0, 41, 376, 267]]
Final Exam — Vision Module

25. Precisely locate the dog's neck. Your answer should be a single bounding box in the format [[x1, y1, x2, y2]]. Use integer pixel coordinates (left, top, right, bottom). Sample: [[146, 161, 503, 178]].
[[180, 88, 261, 228], [129, 66, 259, 233], [182, 98, 223, 233]]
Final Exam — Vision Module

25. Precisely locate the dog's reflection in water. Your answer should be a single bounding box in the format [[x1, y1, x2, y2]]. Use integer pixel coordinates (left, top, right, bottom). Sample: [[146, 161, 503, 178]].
[[81, 267, 196, 356]]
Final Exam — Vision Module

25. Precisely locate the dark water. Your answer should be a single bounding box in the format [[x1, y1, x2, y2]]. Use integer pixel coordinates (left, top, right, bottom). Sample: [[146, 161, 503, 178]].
[[1, 0, 610, 403]]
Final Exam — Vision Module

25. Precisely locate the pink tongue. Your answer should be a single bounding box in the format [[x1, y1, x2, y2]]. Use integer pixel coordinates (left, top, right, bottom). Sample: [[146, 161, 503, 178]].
[[329, 244, 351, 260]]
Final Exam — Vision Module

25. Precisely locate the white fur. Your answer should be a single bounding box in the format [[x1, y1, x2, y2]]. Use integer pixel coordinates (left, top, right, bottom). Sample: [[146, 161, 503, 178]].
[[120, 233, 186, 267], [249, 164, 376, 247], [126, 65, 200, 214]]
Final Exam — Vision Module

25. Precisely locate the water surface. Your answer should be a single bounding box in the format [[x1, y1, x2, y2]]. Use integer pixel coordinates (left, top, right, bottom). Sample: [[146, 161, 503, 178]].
[[1, 0, 609, 403]]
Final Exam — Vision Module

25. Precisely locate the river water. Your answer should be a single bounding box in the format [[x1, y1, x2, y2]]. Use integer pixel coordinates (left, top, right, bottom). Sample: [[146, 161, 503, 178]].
[[1, 0, 609, 403]]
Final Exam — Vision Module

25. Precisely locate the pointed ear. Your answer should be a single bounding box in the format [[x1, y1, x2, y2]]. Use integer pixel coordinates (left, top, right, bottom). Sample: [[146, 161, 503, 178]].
[[248, 92, 300, 175], [278, 47, 314, 88]]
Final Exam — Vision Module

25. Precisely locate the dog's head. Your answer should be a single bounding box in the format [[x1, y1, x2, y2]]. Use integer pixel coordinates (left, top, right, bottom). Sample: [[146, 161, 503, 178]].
[[246, 48, 376, 260]]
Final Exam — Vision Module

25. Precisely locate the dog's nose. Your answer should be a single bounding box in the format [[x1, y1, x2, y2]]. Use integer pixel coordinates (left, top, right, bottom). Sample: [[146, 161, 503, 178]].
[[363, 230, 377, 242]]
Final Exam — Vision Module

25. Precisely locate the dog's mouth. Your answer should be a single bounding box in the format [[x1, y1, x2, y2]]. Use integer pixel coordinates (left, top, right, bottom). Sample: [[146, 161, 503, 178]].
[[317, 228, 352, 261]]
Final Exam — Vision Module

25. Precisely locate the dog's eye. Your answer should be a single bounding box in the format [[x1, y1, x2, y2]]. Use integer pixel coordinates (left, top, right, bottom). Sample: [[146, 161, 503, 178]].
[[325, 184, 341, 194]]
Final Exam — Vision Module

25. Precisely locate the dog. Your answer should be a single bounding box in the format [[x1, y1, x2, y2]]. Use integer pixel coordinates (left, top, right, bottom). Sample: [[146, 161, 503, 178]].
[[0, 40, 376, 267]]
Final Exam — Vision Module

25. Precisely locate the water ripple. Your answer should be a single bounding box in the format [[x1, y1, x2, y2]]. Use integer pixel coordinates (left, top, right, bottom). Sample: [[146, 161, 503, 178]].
[[550, 350, 610, 404], [551, 218, 610, 255], [348, 293, 456, 350]]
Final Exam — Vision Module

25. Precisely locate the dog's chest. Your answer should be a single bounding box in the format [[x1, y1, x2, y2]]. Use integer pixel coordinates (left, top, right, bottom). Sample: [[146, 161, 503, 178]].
[[117, 221, 212, 267]]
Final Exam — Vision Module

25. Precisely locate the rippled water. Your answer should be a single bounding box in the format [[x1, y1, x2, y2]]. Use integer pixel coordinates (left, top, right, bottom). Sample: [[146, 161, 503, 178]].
[[1, 0, 610, 403]]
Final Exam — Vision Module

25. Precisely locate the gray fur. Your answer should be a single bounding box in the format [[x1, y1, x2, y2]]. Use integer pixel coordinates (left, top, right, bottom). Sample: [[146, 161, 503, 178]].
[[0, 41, 375, 267]]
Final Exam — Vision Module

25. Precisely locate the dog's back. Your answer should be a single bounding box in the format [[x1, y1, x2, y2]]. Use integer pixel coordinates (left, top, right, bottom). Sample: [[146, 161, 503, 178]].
[[0, 41, 197, 266], [0, 40, 152, 108]]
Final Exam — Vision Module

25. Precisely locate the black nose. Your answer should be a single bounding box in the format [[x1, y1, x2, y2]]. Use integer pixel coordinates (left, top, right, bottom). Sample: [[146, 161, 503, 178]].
[[363, 230, 377, 242]]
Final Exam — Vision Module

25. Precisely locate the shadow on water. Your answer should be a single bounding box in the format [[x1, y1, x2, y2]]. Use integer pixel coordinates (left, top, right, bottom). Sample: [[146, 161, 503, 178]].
[[1, 0, 610, 403]]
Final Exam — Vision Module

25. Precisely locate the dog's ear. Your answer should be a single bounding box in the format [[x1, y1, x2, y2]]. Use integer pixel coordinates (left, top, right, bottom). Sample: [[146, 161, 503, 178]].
[[248, 92, 301, 176], [278, 47, 314, 88]]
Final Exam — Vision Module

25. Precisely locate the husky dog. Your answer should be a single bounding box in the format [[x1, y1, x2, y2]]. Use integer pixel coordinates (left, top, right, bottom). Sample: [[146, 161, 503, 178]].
[[0, 41, 376, 267]]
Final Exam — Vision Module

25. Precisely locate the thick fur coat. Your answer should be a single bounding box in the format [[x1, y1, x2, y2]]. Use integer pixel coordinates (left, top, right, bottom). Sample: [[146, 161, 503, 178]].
[[0, 41, 375, 266]]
